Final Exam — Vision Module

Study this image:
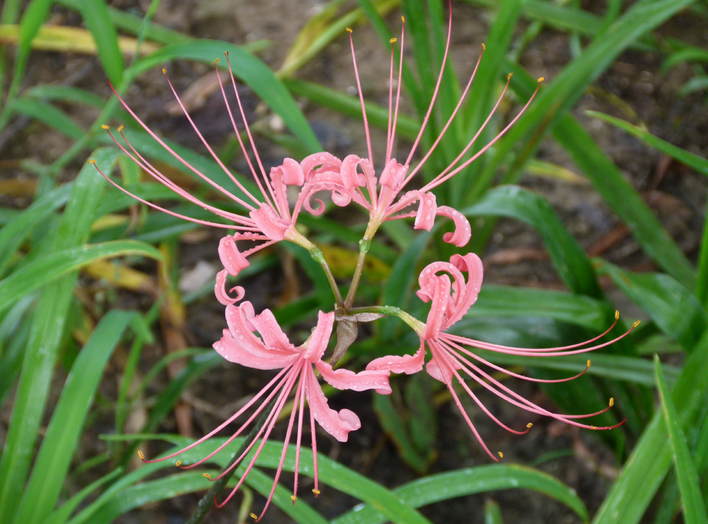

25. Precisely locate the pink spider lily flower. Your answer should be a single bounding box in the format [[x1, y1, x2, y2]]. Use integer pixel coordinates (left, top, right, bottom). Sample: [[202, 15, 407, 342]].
[[91, 56, 349, 305], [367, 253, 639, 460], [332, 11, 544, 249], [139, 301, 391, 520]]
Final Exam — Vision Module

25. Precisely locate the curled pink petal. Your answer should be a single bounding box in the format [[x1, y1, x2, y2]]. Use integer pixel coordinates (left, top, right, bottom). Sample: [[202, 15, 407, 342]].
[[316, 361, 392, 395], [307, 375, 361, 442], [437, 205, 472, 247], [275, 157, 305, 186], [301, 152, 342, 178], [365, 344, 425, 375], [340, 155, 372, 190], [215, 304, 296, 369], [379, 159, 408, 191], [413, 191, 438, 232], [218, 236, 250, 276], [423, 275, 452, 340], [215, 269, 245, 306]]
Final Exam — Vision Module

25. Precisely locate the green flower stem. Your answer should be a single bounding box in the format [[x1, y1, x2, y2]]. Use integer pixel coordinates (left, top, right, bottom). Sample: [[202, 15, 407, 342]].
[[344, 220, 378, 308], [308, 244, 344, 307], [288, 229, 344, 307], [185, 396, 277, 524], [347, 304, 425, 336]]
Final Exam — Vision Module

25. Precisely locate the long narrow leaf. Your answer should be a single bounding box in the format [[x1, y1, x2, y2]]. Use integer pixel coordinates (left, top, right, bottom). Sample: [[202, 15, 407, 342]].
[[462, 185, 601, 297], [333, 464, 588, 524], [0, 150, 117, 521], [126, 40, 321, 153], [12, 310, 136, 524], [0, 240, 161, 314], [505, 61, 696, 289], [598, 261, 706, 352], [593, 328, 708, 524], [654, 355, 708, 524], [76, 0, 125, 85], [586, 111, 708, 177]]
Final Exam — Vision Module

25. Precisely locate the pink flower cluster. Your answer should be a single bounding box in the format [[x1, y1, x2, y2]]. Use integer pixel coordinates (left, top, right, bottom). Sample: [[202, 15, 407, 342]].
[[94, 8, 637, 521]]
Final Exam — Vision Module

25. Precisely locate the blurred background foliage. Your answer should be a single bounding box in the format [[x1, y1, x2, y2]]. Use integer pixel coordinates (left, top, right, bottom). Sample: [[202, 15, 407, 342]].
[[0, 0, 707, 522]]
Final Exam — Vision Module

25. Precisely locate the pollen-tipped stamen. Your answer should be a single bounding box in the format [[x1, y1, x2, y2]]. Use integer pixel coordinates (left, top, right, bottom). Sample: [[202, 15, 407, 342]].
[[161, 68, 264, 210], [106, 82, 256, 210], [385, 18, 405, 166], [403, 0, 453, 168], [422, 76, 544, 192], [402, 44, 485, 187], [347, 27, 374, 168]]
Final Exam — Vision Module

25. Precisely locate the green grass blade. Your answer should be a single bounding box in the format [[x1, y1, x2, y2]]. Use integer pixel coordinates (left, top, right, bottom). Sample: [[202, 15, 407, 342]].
[[90, 467, 328, 524], [11, 96, 86, 140], [76, 0, 125, 85], [462, 185, 602, 297], [40, 468, 124, 524], [0, 150, 117, 522], [505, 64, 696, 289], [0, 0, 52, 131], [0, 240, 161, 314], [462, 0, 604, 37], [373, 393, 433, 473], [99, 435, 433, 524], [484, 499, 504, 524], [0, 298, 33, 405], [333, 464, 588, 524], [557, 113, 695, 288], [598, 261, 706, 352], [593, 328, 708, 524], [586, 111, 708, 177], [283, 78, 420, 140], [55, 0, 188, 46], [470, 285, 610, 330], [12, 310, 136, 524], [379, 231, 432, 342], [127, 40, 321, 153], [450, 0, 523, 207], [654, 355, 708, 524], [26, 84, 106, 108], [475, 0, 696, 199], [40, 468, 123, 524]]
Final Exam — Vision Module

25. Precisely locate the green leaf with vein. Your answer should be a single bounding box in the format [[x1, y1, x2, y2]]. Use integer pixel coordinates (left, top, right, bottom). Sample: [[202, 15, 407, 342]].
[[333, 464, 588, 524], [12, 310, 136, 524], [586, 111, 708, 177], [597, 261, 706, 352], [126, 40, 320, 153], [91, 435, 433, 524], [654, 355, 708, 524], [0, 240, 161, 314], [462, 185, 601, 297], [0, 150, 116, 522], [504, 60, 696, 290], [75, 0, 125, 85], [593, 328, 708, 524]]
